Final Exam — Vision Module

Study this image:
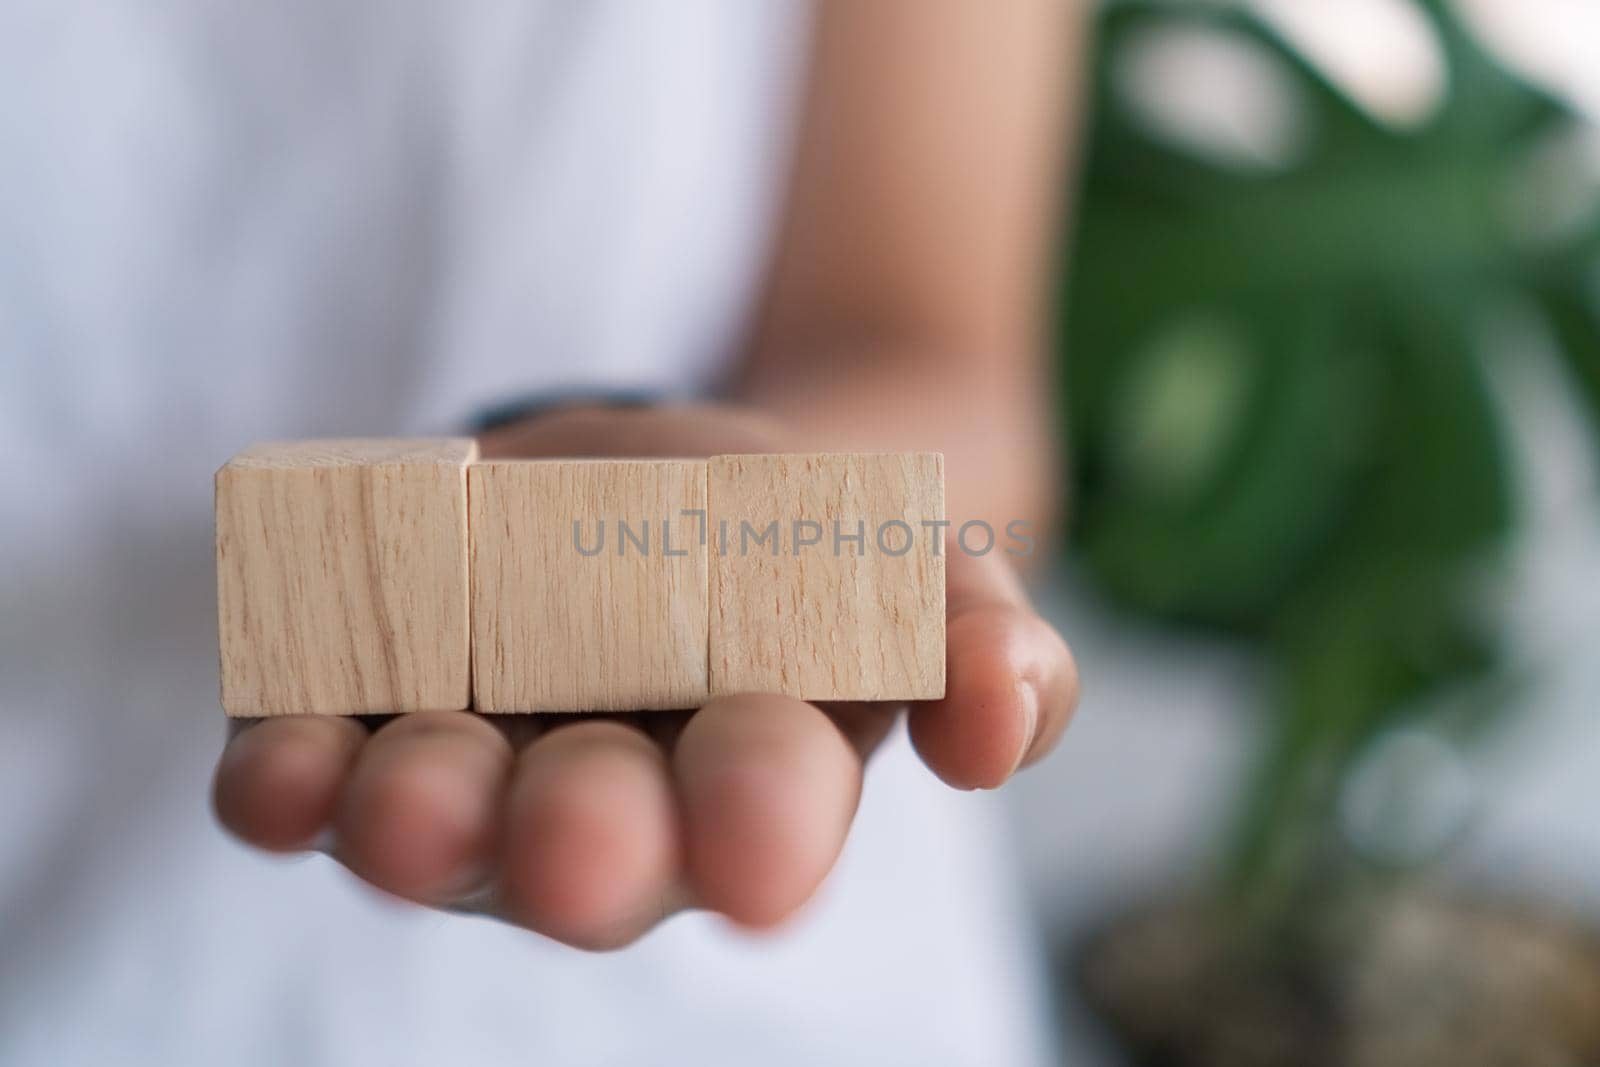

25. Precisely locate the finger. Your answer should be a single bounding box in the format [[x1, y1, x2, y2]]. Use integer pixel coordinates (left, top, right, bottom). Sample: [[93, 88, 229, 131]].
[[675, 694, 862, 929], [500, 720, 682, 950], [909, 551, 1080, 790], [816, 701, 903, 760], [214, 716, 368, 852], [334, 711, 513, 905], [485, 713, 547, 752]]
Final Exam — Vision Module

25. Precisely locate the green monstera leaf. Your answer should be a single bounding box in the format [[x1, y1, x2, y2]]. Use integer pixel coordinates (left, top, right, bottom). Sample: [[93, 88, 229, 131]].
[[1057, 0, 1600, 911]]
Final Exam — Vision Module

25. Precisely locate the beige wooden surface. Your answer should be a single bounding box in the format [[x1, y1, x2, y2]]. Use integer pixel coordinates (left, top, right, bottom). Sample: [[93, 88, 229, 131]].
[[469, 460, 710, 712], [215, 438, 476, 716], [707, 453, 946, 702]]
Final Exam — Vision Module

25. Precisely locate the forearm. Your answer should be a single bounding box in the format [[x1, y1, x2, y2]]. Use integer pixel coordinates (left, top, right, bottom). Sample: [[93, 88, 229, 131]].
[[729, 0, 1085, 546]]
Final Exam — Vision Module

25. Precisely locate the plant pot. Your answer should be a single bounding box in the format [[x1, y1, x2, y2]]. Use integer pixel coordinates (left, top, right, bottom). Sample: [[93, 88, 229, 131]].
[[1074, 891, 1600, 1067]]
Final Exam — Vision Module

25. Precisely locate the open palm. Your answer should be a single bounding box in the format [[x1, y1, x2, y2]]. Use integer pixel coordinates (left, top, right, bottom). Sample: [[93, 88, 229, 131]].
[[214, 406, 1079, 949]]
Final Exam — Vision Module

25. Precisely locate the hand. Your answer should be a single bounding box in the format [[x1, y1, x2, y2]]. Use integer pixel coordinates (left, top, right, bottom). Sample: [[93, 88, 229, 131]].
[[213, 405, 1079, 949]]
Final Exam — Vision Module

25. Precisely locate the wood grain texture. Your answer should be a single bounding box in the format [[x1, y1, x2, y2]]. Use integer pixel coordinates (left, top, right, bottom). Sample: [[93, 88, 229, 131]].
[[215, 438, 476, 717], [469, 460, 709, 712], [708, 453, 946, 701]]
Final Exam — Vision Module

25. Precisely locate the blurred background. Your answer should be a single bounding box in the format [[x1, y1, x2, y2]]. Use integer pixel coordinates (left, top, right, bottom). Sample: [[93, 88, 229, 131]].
[[3, 2, 1597, 1064], [1019, 1, 1600, 1063]]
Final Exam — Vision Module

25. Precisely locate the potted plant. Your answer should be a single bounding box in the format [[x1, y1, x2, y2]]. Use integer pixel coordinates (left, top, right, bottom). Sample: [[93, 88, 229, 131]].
[[1057, 2, 1600, 1063]]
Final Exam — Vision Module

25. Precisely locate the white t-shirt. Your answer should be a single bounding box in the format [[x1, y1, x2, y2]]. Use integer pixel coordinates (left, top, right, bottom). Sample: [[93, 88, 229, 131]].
[[0, 4, 1054, 1064]]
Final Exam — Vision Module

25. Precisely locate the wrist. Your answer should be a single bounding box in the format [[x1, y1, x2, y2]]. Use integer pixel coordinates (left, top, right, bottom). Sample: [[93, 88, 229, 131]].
[[475, 401, 795, 461]]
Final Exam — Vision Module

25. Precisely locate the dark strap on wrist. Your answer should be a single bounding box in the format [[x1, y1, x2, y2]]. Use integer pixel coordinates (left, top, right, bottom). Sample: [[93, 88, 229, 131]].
[[469, 388, 667, 434]]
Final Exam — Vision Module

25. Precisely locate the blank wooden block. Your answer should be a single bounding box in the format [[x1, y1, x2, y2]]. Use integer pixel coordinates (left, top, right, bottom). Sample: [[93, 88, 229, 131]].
[[469, 460, 709, 712], [215, 438, 476, 716], [708, 453, 945, 701]]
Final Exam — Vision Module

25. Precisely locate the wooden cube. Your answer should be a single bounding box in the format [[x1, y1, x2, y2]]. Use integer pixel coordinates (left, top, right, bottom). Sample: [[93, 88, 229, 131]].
[[215, 438, 476, 716], [469, 460, 709, 712], [708, 453, 946, 701]]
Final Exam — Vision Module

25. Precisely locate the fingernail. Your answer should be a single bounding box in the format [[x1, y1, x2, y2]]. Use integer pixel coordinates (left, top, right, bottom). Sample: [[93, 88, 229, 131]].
[[1001, 681, 1040, 785], [304, 827, 338, 856], [439, 862, 495, 904], [441, 876, 499, 916]]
